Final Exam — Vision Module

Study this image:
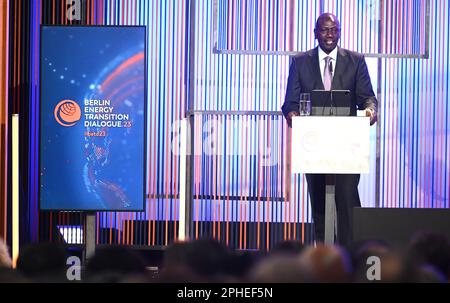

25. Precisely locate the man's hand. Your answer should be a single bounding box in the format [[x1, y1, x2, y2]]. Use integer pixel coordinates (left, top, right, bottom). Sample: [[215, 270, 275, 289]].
[[365, 108, 377, 125], [287, 111, 300, 127]]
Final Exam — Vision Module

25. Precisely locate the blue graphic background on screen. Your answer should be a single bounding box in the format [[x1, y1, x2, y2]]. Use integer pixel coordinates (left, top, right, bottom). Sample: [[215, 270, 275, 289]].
[[40, 26, 145, 210]]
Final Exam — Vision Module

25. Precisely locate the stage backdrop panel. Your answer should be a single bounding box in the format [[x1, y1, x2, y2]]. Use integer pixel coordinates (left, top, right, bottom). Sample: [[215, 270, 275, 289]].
[[40, 26, 146, 211], [6, 0, 447, 249], [214, 0, 429, 57]]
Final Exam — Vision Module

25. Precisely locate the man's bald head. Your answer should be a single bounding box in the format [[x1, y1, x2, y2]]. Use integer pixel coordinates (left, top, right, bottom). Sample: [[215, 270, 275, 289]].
[[315, 13, 340, 30]]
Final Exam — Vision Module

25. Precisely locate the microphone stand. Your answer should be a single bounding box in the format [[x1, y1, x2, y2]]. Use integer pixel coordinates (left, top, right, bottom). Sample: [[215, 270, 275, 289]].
[[330, 90, 334, 115]]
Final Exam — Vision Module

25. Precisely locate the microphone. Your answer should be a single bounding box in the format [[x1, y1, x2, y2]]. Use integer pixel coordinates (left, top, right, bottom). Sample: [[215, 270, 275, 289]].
[[329, 60, 335, 115]]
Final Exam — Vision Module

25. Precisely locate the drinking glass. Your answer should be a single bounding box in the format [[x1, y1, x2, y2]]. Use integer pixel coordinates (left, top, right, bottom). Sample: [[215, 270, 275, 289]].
[[299, 93, 311, 116]]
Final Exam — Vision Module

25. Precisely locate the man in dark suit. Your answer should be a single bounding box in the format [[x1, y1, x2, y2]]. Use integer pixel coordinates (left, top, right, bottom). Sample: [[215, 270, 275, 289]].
[[281, 13, 378, 246]]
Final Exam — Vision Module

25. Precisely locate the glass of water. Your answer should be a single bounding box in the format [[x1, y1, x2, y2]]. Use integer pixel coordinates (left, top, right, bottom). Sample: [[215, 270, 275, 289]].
[[299, 93, 311, 116]]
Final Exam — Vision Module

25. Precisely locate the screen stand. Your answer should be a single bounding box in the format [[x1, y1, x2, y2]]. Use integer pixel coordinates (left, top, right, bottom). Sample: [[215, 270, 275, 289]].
[[324, 175, 336, 244], [84, 211, 96, 262]]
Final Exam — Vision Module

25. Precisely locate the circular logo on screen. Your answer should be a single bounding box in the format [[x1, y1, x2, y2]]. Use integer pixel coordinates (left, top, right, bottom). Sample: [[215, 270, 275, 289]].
[[54, 99, 81, 127]]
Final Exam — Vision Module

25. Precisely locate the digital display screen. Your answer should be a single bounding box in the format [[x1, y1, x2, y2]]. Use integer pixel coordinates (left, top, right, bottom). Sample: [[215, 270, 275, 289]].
[[40, 26, 146, 211]]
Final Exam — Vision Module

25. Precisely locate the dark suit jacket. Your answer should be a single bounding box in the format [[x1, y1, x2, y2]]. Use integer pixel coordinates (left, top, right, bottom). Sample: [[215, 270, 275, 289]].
[[282, 47, 377, 120]]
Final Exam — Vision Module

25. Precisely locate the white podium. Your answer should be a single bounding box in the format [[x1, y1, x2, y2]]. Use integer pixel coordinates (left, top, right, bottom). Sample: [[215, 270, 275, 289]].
[[292, 116, 370, 244]]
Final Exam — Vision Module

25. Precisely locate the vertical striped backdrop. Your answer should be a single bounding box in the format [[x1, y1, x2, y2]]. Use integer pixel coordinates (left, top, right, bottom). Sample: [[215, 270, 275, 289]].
[[0, 0, 448, 250]]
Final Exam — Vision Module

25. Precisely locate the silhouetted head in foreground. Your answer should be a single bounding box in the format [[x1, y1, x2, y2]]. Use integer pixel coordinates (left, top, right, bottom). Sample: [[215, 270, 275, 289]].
[[408, 231, 450, 280], [86, 246, 147, 282], [16, 242, 68, 282], [298, 244, 352, 282]]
